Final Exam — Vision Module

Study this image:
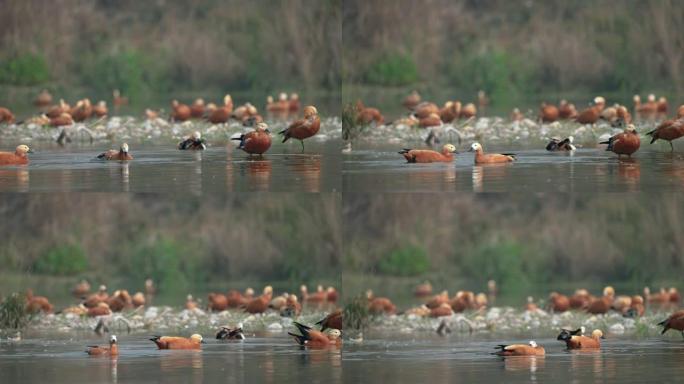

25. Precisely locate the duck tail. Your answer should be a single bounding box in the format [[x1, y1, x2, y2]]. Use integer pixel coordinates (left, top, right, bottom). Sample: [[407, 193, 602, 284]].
[[398, 148, 411, 155], [502, 153, 517, 159], [288, 332, 306, 345], [278, 129, 290, 143], [598, 139, 611, 145]]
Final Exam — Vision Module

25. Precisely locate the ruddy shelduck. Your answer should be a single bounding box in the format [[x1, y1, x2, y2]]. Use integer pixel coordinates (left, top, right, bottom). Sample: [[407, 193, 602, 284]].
[[232, 122, 272, 155], [646, 118, 684, 151], [599, 124, 640, 157], [0, 107, 16, 124], [316, 309, 342, 331], [539, 103, 559, 123], [25, 290, 53, 313], [0, 145, 32, 166], [403, 91, 421, 110], [494, 341, 545, 356], [72, 280, 91, 297], [86, 335, 119, 356], [414, 281, 433, 297], [98, 143, 133, 160], [279, 105, 320, 152], [658, 310, 684, 338], [469, 142, 515, 164], [150, 334, 204, 350], [558, 329, 604, 349], [289, 322, 341, 348], [171, 100, 191, 122], [399, 144, 457, 163], [548, 292, 570, 312]]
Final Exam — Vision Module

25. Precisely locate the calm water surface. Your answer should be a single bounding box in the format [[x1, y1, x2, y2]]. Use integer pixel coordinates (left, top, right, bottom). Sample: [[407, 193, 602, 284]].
[[344, 143, 684, 192], [0, 141, 341, 193]]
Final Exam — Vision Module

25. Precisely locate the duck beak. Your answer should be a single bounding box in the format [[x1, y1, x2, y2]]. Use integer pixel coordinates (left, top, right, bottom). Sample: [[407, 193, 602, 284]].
[[265, 129, 271, 134], [201, 339, 206, 344]]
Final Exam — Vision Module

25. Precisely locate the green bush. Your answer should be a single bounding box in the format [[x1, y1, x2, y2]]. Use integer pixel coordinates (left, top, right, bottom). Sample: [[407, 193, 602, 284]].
[[365, 53, 418, 86], [0, 293, 30, 329], [34, 244, 88, 275], [0, 53, 50, 85], [378, 244, 430, 276], [127, 237, 204, 294], [460, 239, 546, 294], [343, 294, 369, 330]]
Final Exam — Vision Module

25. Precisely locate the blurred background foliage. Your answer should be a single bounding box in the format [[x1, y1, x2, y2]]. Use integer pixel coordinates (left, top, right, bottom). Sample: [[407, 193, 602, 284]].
[[343, 0, 684, 107], [0, 194, 341, 298], [343, 194, 684, 299], [0, 0, 341, 103]]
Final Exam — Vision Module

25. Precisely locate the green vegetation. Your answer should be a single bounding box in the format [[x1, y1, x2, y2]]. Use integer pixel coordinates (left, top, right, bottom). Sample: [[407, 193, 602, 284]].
[[343, 294, 370, 330], [33, 244, 88, 275], [341, 102, 368, 141], [0, 293, 30, 329], [377, 244, 430, 277], [364, 53, 418, 86], [0, 53, 50, 85]]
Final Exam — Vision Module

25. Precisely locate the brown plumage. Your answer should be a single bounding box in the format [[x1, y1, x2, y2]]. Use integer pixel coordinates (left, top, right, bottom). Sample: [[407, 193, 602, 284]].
[[439, 101, 461, 123], [459, 103, 477, 119], [190, 98, 206, 118], [97, 143, 133, 161], [70, 99, 93, 122], [171, 100, 191, 122], [569, 289, 592, 309], [403, 91, 421, 110], [418, 113, 442, 128], [112, 90, 128, 108], [289, 322, 341, 348], [87, 302, 112, 317], [469, 142, 515, 164], [558, 329, 604, 349], [279, 105, 320, 151], [426, 290, 450, 309], [150, 334, 203, 350], [430, 303, 454, 317], [548, 292, 570, 312], [575, 105, 601, 125], [413, 102, 439, 119], [0, 107, 16, 124], [232, 122, 272, 155], [539, 103, 559, 123], [399, 144, 457, 163], [558, 100, 577, 119], [0, 145, 32, 166], [367, 291, 396, 314], [25, 290, 53, 313], [49, 113, 74, 127], [34, 89, 53, 108], [316, 309, 343, 331], [244, 286, 273, 314], [356, 100, 384, 125], [658, 310, 684, 337], [494, 341, 545, 356], [72, 280, 91, 297], [414, 281, 433, 297], [86, 335, 119, 356], [208, 293, 229, 311], [93, 101, 108, 118], [646, 118, 684, 151], [600, 124, 640, 157]]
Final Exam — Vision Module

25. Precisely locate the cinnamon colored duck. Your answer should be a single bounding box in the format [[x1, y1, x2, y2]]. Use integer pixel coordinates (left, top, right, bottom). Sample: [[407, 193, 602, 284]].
[[232, 122, 271, 155], [494, 341, 545, 356], [599, 124, 640, 158], [469, 142, 515, 164], [279, 105, 320, 152], [399, 144, 457, 163], [0, 145, 32, 166], [86, 335, 119, 356], [289, 322, 341, 348], [97, 143, 133, 161], [150, 334, 204, 350]]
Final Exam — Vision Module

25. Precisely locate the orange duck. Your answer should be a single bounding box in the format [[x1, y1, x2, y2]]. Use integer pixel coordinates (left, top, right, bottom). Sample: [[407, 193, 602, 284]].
[[171, 100, 192, 122], [418, 113, 442, 128], [469, 142, 515, 164], [112, 90, 128, 108], [558, 100, 577, 120], [599, 124, 640, 157], [190, 98, 206, 118], [302, 285, 327, 303], [132, 292, 145, 307], [548, 292, 570, 312], [677, 104, 684, 118], [430, 302, 454, 317], [279, 105, 320, 152], [46, 100, 70, 119], [413, 102, 439, 119], [282, 293, 302, 317], [414, 281, 433, 298], [107, 290, 133, 312], [227, 289, 252, 308], [439, 101, 461, 123], [86, 335, 119, 356], [575, 104, 601, 126], [245, 286, 273, 314], [658, 310, 684, 338], [208, 293, 229, 311], [524, 297, 539, 312], [289, 93, 301, 113], [0, 145, 32, 166], [25, 290, 53, 313], [326, 287, 338, 302], [93, 101, 108, 118], [367, 290, 396, 314], [657, 97, 668, 114], [98, 143, 133, 160], [34, 89, 53, 108], [399, 143, 457, 163], [494, 341, 545, 356], [0, 107, 16, 124], [84, 285, 109, 307], [316, 309, 342, 331], [539, 103, 559, 123], [450, 291, 476, 312], [72, 280, 91, 297], [460, 103, 477, 119], [426, 290, 450, 309], [87, 302, 112, 317], [403, 91, 421, 110], [232, 122, 271, 155], [49, 112, 74, 127], [289, 322, 341, 348], [558, 329, 604, 349], [646, 117, 684, 151], [586, 286, 614, 314], [669, 288, 681, 303], [569, 289, 592, 309], [70, 99, 93, 122], [207, 95, 233, 124], [150, 334, 204, 350], [355, 100, 384, 126], [185, 294, 198, 310], [178, 131, 207, 150], [625, 295, 645, 317]]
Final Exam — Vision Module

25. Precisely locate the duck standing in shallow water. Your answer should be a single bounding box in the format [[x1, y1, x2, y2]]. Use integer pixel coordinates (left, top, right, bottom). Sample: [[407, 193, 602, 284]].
[[232, 122, 272, 156], [0, 145, 32, 166], [494, 341, 545, 356], [278, 105, 320, 152], [658, 310, 684, 338], [98, 143, 133, 160], [178, 131, 206, 150], [399, 144, 457, 163], [546, 136, 576, 151], [469, 142, 515, 164], [599, 124, 640, 158], [646, 118, 684, 151], [86, 335, 119, 356], [150, 334, 204, 350]]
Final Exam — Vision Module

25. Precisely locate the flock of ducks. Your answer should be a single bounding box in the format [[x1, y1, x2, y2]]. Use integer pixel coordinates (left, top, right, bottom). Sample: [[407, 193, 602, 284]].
[[0, 90, 322, 166], [352, 91, 684, 164], [16, 277, 684, 357], [20, 279, 343, 355]]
